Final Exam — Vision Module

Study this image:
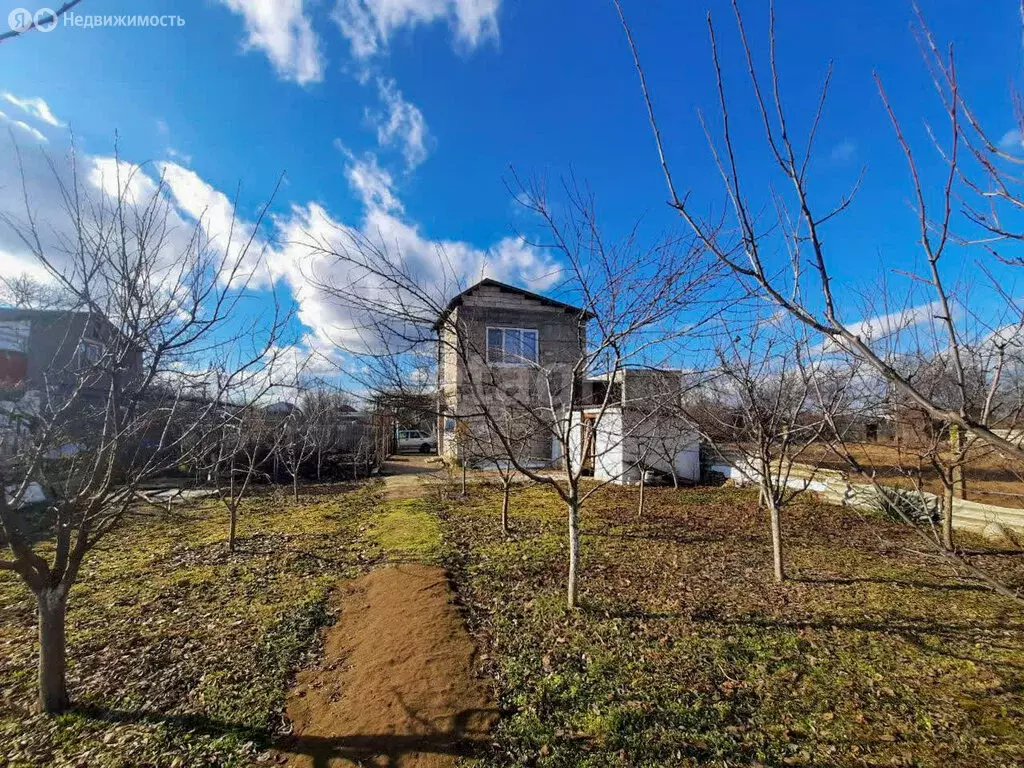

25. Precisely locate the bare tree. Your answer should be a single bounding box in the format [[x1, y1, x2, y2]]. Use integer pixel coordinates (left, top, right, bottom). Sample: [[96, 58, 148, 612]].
[[206, 405, 279, 552], [613, 0, 1024, 601], [299, 386, 354, 481], [887, 352, 986, 548], [300, 176, 722, 608], [623, 370, 700, 516], [637, 426, 681, 492], [274, 395, 320, 503], [811, 336, 1024, 552], [452, 420, 472, 498], [463, 401, 540, 536], [633, 434, 654, 518], [0, 273, 73, 310], [614, 0, 1024, 462], [0, 145, 283, 713], [689, 311, 856, 582]]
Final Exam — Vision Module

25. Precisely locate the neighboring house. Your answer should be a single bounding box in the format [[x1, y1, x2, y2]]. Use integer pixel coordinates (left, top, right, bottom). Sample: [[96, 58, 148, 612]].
[[832, 412, 895, 443], [0, 308, 138, 401], [264, 401, 298, 416], [571, 368, 701, 485], [434, 278, 593, 463], [0, 308, 142, 458]]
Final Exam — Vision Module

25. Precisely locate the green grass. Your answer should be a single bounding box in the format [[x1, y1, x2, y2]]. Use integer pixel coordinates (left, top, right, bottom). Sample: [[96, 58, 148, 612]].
[[6, 472, 1024, 767], [370, 497, 443, 562], [0, 481, 385, 767], [442, 480, 1024, 767]]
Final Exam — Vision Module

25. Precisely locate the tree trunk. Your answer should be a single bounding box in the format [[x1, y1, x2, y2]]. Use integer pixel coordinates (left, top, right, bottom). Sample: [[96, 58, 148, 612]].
[[228, 468, 237, 551], [501, 481, 510, 536], [37, 589, 69, 714], [768, 498, 785, 583], [293, 472, 299, 503], [637, 468, 646, 518], [942, 483, 955, 551], [567, 495, 580, 609], [950, 428, 967, 501], [952, 462, 967, 500], [461, 463, 467, 497]]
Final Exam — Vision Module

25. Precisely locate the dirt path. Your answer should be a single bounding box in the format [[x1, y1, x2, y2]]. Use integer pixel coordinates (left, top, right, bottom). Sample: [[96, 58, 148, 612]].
[[381, 455, 443, 501], [277, 457, 496, 768]]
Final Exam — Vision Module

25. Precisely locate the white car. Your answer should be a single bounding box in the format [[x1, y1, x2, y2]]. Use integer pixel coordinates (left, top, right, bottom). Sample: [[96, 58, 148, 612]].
[[396, 429, 437, 454]]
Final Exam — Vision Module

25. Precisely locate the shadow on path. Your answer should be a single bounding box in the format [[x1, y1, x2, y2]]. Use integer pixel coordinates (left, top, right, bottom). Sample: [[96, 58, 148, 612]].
[[71, 704, 496, 768], [277, 705, 497, 768]]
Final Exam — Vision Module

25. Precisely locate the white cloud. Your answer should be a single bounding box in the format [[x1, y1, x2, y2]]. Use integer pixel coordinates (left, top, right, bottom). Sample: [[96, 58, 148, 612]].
[[215, 0, 324, 85], [817, 302, 941, 353], [0, 143, 563, 416], [242, 339, 348, 397], [158, 161, 274, 286], [0, 249, 52, 283], [0, 134, 88, 284], [985, 323, 1024, 352], [159, 163, 235, 225], [368, 77, 429, 170], [270, 196, 557, 355], [1000, 129, 1024, 154], [166, 147, 193, 166], [489, 235, 559, 284], [0, 138, 214, 301], [0, 111, 48, 143], [842, 302, 940, 341], [0, 125, 555, 366], [265, 145, 558, 355], [333, 0, 500, 60], [87, 157, 259, 304], [336, 142, 405, 212], [87, 156, 275, 293], [1, 93, 63, 127], [829, 138, 856, 163], [88, 156, 161, 202]]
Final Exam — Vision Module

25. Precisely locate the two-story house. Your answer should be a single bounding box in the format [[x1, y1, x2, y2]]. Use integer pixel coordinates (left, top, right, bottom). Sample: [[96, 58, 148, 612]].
[[0, 308, 141, 401], [433, 278, 593, 464], [433, 279, 704, 483], [0, 308, 144, 457]]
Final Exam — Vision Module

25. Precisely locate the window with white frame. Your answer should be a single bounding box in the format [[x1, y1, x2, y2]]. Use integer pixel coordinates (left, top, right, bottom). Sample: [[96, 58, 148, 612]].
[[486, 327, 538, 366]]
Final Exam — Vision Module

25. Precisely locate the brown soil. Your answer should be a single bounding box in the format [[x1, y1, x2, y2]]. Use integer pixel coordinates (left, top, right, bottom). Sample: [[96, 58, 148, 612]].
[[277, 564, 497, 768]]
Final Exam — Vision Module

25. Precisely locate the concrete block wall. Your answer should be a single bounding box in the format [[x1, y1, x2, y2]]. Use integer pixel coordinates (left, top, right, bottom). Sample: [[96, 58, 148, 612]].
[[713, 455, 1024, 535], [437, 285, 587, 462]]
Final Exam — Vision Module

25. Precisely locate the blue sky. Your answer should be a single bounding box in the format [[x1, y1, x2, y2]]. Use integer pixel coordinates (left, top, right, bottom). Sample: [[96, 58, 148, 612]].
[[0, 0, 1020, 373]]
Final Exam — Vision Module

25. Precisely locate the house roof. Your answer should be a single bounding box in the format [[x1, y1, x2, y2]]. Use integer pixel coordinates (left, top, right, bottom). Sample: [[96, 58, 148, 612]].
[[0, 307, 111, 326], [0, 307, 139, 356], [431, 278, 595, 331]]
